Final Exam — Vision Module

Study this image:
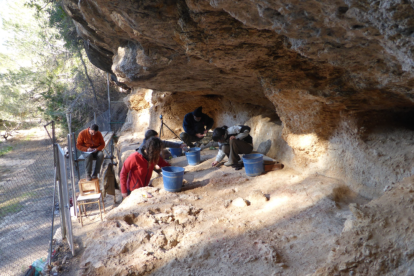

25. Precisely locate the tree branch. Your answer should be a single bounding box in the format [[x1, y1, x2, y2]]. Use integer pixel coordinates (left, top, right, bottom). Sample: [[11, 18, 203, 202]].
[[76, 45, 99, 107]]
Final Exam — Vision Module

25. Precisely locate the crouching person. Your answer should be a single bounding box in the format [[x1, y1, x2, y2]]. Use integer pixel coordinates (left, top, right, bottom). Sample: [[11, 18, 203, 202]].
[[138, 129, 187, 158], [120, 137, 170, 199], [211, 125, 253, 168]]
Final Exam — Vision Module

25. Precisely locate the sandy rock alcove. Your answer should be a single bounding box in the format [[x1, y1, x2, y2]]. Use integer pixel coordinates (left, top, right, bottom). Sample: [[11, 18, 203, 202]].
[[62, 0, 414, 275]]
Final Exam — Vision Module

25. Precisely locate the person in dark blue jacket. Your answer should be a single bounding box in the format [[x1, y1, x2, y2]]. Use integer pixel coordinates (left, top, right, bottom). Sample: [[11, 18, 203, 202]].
[[137, 129, 187, 152], [180, 106, 214, 147], [137, 129, 187, 174]]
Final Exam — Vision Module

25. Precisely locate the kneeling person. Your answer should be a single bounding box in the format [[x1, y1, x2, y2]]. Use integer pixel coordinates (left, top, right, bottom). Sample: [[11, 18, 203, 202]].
[[138, 129, 187, 153], [211, 125, 253, 167], [180, 106, 214, 148]]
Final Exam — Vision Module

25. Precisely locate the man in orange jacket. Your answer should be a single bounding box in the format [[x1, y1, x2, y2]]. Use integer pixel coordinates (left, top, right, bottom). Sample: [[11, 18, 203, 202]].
[[76, 124, 105, 181]]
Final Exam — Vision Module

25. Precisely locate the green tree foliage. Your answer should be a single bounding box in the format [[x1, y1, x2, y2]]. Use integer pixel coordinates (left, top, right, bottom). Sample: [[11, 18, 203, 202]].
[[0, 0, 120, 133]]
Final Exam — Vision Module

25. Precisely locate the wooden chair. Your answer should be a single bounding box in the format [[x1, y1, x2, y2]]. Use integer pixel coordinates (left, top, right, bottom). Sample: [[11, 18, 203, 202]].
[[77, 178, 105, 226]]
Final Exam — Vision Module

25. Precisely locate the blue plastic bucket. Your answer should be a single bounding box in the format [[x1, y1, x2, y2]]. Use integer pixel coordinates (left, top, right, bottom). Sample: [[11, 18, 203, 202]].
[[162, 166, 185, 192], [185, 147, 201, 165], [169, 147, 182, 157], [242, 153, 264, 177]]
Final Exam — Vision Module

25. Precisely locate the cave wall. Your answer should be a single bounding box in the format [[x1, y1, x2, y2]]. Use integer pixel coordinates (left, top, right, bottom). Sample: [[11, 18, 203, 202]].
[[63, 0, 414, 197], [121, 88, 286, 159]]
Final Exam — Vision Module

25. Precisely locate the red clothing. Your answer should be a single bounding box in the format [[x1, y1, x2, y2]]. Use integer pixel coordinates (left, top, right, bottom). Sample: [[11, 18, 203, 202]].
[[120, 152, 170, 194], [76, 128, 105, 152]]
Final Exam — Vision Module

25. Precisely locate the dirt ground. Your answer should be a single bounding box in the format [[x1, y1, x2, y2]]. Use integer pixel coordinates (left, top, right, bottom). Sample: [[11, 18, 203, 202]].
[[50, 190, 124, 276], [0, 126, 60, 275], [5, 128, 414, 276], [68, 146, 373, 276], [0, 126, 52, 176], [0, 126, 123, 276]]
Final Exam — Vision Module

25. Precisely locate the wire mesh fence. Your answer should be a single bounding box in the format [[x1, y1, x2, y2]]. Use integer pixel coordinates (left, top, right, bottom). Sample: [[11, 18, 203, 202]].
[[0, 133, 58, 275], [75, 108, 125, 136], [0, 108, 125, 275]]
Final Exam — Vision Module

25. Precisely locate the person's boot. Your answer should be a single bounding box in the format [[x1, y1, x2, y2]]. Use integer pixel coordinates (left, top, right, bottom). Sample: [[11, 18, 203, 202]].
[[232, 163, 244, 170], [91, 174, 98, 180], [86, 174, 92, 181], [224, 161, 234, 166]]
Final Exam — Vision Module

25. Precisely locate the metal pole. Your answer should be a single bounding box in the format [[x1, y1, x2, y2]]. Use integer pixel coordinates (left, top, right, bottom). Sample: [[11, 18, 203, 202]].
[[52, 121, 56, 145], [48, 166, 58, 266], [55, 145, 66, 238], [159, 118, 163, 138], [66, 112, 72, 135], [51, 122, 66, 238], [68, 134, 78, 218], [43, 121, 54, 144], [163, 121, 184, 142], [72, 132, 80, 181], [107, 73, 111, 131], [111, 139, 114, 161], [94, 113, 97, 124]]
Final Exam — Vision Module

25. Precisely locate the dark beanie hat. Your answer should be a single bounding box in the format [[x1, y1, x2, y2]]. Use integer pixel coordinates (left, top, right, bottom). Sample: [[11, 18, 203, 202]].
[[144, 129, 158, 140], [193, 106, 203, 117]]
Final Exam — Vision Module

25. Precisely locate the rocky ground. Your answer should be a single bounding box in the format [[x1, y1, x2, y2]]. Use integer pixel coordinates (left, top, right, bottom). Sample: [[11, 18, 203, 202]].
[[75, 148, 378, 276], [3, 128, 414, 275]]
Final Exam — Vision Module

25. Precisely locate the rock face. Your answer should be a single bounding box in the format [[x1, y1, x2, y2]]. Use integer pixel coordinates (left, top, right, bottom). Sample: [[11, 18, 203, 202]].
[[63, 0, 414, 197]]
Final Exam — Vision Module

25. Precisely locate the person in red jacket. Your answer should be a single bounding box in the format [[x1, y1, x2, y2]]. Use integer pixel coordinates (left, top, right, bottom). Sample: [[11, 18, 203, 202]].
[[76, 124, 105, 181], [120, 137, 170, 199]]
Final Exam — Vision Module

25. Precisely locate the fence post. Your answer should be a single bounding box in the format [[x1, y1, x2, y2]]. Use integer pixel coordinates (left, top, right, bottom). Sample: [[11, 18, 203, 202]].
[[55, 145, 66, 239], [56, 144, 74, 256], [66, 112, 72, 134], [107, 73, 111, 131], [72, 132, 80, 182], [48, 166, 58, 266], [68, 134, 78, 218]]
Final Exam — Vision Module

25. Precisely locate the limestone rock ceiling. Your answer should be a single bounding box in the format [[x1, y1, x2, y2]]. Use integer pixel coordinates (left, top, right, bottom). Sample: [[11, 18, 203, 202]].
[[63, 0, 414, 137]]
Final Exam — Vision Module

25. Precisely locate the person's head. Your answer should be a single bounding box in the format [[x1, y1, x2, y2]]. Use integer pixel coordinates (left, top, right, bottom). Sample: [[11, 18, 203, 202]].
[[143, 137, 163, 164], [212, 126, 228, 143], [193, 106, 203, 122], [144, 129, 158, 140], [89, 124, 99, 135]]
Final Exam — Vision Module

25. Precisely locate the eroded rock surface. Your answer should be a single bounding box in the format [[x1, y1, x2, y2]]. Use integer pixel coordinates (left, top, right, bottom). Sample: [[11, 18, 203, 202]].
[[63, 0, 414, 195], [64, 0, 414, 125]]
